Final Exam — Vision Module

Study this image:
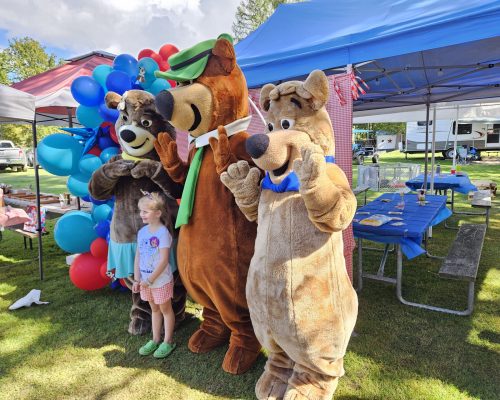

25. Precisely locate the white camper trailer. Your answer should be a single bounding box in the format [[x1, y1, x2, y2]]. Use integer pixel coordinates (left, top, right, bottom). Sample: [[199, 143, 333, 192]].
[[405, 120, 500, 158]]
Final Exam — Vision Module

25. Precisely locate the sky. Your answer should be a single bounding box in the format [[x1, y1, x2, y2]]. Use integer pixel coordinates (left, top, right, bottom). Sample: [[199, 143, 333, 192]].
[[0, 0, 241, 59]]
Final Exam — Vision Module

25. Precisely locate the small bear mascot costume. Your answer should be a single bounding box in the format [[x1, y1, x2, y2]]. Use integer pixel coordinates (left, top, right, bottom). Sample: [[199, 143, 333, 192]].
[[221, 70, 358, 399], [153, 34, 261, 374], [89, 90, 186, 335]]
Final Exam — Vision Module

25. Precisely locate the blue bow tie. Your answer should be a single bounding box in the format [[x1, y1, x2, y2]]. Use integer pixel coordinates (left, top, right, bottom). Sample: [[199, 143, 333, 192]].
[[261, 156, 335, 193]]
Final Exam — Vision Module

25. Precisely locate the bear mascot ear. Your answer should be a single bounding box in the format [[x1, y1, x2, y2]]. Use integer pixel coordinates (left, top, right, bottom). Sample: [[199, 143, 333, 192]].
[[259, 84, 276, 112], [211, 37, 236, 75], [105, 91, 122, 110], [300, 70, 329, 111]]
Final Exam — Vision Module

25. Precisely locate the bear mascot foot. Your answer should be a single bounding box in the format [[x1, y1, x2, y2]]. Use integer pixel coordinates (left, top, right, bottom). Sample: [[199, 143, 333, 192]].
[[283, 376, 338, 400], [188, 328, 229, 353], [222, 344, 260, 375], [255, 370, 289, 400]]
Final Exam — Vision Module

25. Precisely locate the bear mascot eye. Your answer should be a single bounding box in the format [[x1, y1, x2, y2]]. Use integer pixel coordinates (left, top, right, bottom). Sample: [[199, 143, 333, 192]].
[[267, 122, 274, 132], [280, 119, 294, 130], [141, 119, 152, 128], [122, 114, 128, 122]]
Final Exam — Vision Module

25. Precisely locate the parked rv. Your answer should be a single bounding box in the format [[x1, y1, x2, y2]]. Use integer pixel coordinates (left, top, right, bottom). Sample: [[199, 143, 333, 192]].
[[405, 120, 500, 158]]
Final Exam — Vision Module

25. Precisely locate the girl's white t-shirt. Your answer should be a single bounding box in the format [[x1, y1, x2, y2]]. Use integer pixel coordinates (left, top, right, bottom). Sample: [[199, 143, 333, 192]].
[[137, 225, 173, 288]]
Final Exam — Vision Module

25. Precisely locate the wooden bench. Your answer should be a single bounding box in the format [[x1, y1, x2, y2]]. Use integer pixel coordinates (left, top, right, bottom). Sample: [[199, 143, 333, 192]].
[[437, 224, 486, 316], [12, 228, 49, 249], [470, 191, 492, 227]]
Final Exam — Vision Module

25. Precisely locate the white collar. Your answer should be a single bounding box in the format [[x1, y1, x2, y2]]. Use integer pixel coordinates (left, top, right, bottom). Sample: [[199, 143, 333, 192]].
[[188, 116, 252, 148]]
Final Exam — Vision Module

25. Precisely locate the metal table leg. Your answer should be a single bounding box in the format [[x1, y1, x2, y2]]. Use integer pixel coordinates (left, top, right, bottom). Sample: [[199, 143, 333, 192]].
[[356, 238, 363, 292], [395, 244, 474, 315]]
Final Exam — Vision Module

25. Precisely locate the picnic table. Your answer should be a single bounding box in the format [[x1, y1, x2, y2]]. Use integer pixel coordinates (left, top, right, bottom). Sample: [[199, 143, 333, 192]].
[[354, 193, 453, 311], [406, 173, 477, 213]]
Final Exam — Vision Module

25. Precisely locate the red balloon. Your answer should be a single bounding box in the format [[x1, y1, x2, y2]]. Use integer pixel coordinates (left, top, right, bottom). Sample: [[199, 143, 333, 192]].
[[87, 145, 102, 156], [168, 80, 176, 88], [138, 49, 155, 60], [159, 44, 179, 61], [99, 261, 108, 280], [69, 252, 110, 291], [90, 237, 108, 259]]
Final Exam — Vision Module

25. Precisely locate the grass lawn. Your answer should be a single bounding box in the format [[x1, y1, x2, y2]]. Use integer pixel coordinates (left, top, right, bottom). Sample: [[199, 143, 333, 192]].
[[0, 152, 499, 399]]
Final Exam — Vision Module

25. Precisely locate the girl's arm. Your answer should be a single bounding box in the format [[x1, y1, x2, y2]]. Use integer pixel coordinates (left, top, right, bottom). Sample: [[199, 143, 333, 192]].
[[146, 247, 170, 285], [133, 248, 141, 292], [133, 249, 140, 282]]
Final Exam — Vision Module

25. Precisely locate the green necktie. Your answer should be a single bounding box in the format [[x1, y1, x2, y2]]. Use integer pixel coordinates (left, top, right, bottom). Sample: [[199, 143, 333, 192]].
[[175, 147, 204, 228]]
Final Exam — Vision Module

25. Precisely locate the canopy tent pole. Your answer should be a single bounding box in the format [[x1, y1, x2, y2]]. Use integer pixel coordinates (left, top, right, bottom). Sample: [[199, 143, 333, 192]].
[[430, 105, 437, 192], [452, 105, 460, 168], [32, 117, 44, 280], [67, 107, 81, 210], [428, 105, 438, 238], [422, 100, 430, 192]]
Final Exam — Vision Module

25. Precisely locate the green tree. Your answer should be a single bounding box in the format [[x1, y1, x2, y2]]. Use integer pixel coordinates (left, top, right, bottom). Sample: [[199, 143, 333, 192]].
[[1, 37, 59, 84], [0, 37, 62, 147], [0, 51, 9, 85], [232, 0, 300, 42]]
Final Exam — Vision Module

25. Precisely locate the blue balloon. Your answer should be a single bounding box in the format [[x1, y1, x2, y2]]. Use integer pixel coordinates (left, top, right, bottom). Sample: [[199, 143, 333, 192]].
[[106, 232, 111, 244], [37, 134, 83, 176], [71, 76, 104, 107], [77, 105, 104, 128], [81, 195, 91, 202], [92, 204, 112, 222], [100, 146, 120, 163], [79, 154, 102, 175], [98, 102, 119, 123], [95, 220, 110, 238], [148, 78, 171, 96], [138, 57, 159, 89], [89, 195, 108, 205], [113, 54, 138, 79], [92, 64, 113, 90], [131, 83, 143, 90], [106, 70, 132, 95], [97, 134, 116, 150], [55, 211, 97, 253], [67, 172, 91, 197]]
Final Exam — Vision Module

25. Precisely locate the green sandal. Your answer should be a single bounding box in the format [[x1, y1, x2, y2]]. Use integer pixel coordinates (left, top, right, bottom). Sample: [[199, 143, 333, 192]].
[[139, 340, 160, 356], [153, 342, 177, 359]]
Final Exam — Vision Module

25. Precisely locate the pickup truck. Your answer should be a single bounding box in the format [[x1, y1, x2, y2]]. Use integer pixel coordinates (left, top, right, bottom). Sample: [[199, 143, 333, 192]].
[[0, 140, 27, 172]]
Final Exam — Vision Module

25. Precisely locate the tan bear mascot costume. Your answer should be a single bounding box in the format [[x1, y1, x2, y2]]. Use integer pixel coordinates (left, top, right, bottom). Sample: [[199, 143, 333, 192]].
[[89, 90, 186, 335], [153, 34, 261, 374], [221, 70, 358, 399]]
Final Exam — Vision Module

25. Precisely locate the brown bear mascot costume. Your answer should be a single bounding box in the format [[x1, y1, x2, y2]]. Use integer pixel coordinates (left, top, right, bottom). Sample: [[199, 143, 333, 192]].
[[153, 34, 261, 374], [221, 70, 358, 399], [89, 90, 186, 335]]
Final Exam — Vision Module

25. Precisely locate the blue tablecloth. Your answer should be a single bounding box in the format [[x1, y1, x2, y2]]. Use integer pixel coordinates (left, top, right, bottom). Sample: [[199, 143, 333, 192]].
[[406, 173, 477, 194], [353, 193, 452, 259]]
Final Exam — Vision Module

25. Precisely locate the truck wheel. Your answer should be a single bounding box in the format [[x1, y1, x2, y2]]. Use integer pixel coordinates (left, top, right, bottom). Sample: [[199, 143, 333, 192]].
[[22, 165, 28, 172], [356, 155, 364, 165], [444, 148, 455, 159], [372, 154, 380, 163], [0, 166, 6, 171]]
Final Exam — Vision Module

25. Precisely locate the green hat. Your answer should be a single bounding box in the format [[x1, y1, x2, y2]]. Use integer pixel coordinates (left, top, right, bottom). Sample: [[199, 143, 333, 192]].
[[155, 34, 234, 83]]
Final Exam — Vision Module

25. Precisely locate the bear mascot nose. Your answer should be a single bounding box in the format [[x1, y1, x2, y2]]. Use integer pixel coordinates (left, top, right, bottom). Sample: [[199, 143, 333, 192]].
[[246, 134, 269, 159], [155, 90, 175, 121], [120, 129, 137, 143]]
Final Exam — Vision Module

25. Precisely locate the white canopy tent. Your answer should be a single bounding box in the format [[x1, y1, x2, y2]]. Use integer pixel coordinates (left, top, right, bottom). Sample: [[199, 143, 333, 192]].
[[0, 84, 44, 279], [354, 97, 500, 123], [0, 84, 36, 123]]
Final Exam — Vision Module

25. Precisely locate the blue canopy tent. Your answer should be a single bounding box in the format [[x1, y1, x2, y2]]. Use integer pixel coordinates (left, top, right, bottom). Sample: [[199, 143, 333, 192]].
[[235, 0, 500, 186]]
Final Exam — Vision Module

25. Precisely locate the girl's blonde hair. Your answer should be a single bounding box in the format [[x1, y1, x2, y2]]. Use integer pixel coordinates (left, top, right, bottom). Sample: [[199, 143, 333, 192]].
[[138, 191, 171, 228]]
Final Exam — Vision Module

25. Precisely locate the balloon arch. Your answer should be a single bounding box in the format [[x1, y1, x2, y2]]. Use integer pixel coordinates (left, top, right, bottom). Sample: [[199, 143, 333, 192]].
[[37, 44, 179, 291]]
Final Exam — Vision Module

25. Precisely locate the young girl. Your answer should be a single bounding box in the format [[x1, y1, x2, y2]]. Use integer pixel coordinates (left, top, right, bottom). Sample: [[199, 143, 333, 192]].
[[132, 192, 176, 358]]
